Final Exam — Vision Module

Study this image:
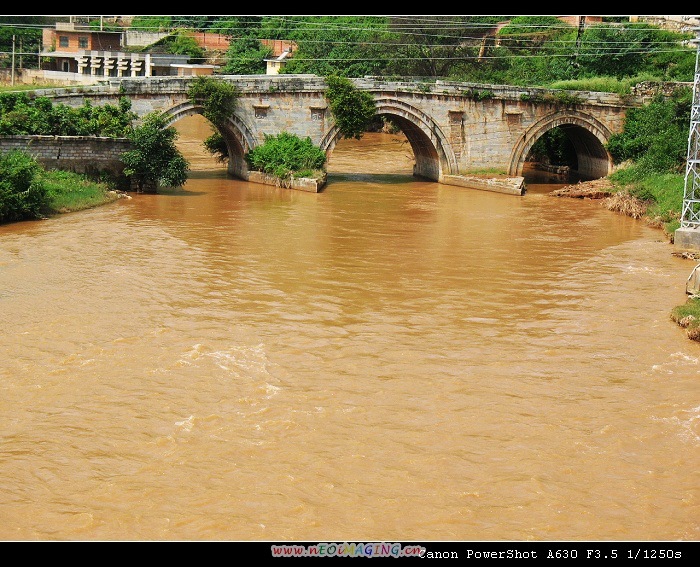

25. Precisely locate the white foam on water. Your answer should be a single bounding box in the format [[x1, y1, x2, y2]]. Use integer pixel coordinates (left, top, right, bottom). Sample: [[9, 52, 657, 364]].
[[175, 415, 195, 432]]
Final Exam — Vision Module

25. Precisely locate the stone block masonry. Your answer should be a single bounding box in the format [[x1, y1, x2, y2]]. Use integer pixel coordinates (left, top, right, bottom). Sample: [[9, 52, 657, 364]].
[[0, 136, 132, 178]]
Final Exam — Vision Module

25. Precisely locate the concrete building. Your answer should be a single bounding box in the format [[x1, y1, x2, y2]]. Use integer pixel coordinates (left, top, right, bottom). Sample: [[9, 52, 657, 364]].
[[40, 22, 217, 82]]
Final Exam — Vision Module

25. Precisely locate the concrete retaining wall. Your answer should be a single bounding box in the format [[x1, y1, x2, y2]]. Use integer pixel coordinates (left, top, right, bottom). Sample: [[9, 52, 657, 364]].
[[246, 170, 327, 193]]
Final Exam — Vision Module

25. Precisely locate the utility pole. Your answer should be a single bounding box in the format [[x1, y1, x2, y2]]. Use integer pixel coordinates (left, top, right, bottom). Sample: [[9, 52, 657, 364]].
[[11, 35, 15, 86], [677, 27, 700, 249]]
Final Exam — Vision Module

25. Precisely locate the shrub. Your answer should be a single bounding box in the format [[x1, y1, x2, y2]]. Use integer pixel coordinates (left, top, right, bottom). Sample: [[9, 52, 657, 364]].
[[246, 132, 326, 180], [0, 150, 49, 223], [606, 89, 691, 175], [121, 112, 190, 192]]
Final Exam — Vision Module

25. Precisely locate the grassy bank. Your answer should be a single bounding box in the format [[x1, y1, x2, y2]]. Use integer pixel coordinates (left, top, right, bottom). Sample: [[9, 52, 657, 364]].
[[40, 169, 126, 217], [606, 169, 685, 236], [671, 296, 700, 340]]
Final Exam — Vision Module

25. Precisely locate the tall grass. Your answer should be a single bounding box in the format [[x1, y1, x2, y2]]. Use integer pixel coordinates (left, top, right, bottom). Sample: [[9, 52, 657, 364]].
[[40, 170, 120, 214], [548, 73, 662, 95]]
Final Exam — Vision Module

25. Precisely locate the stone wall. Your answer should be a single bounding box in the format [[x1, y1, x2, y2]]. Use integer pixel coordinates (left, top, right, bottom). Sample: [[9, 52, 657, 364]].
[[0, 135, 131, 178]]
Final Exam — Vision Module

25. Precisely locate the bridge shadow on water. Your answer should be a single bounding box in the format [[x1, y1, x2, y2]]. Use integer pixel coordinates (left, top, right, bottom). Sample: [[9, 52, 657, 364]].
[[327, 172, 417, 185], [154, 188, 208, 197]]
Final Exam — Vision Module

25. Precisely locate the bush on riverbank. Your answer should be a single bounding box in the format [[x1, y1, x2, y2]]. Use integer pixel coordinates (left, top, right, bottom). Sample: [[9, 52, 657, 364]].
[[245, 132, 326, 181], [0, 149, 122, 224], [0, 150, 48, 222]]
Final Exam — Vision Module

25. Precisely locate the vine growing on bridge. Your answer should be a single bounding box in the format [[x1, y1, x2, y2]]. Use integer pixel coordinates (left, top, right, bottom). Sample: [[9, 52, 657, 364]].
[[186, 76, 241, 128], [324, 75, 376, 140]]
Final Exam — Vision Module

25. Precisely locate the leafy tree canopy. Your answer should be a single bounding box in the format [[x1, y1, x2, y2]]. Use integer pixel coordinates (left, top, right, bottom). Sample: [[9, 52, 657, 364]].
[[120, 112, 190, 192], [221, 38, 272, 75], [280, 16, 391, 77], [606, 87, 692, 175], [324, 74, 376, 140]]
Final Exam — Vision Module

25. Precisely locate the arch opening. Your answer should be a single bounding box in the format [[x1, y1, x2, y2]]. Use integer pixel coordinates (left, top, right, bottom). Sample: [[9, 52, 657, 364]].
[[511, 112, 614, 183], [323, 106, 452, 182], [162, 102, 257, 181]]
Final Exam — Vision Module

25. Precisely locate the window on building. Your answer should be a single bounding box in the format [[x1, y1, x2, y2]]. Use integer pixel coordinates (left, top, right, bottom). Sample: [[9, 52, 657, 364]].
[[59, 36, 69, 48], [79, 37, 88, 49]]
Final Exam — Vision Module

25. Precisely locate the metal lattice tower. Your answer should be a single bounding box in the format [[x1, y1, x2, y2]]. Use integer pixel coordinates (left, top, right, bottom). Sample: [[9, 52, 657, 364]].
[[680, 28, 700, 228]]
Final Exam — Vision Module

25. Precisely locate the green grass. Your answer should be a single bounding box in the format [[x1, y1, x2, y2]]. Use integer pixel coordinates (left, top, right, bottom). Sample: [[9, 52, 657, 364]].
[[40, 170, 121, 214], [671, 296, 700, 341], [463, 167, 510, 176], [608, 169, 685, 234], [0, 84, 58, 93], [548, 73, 660, 95]]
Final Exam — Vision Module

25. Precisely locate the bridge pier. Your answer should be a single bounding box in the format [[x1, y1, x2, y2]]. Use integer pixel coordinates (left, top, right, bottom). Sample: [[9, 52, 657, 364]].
[[441, 175, 525, 196]]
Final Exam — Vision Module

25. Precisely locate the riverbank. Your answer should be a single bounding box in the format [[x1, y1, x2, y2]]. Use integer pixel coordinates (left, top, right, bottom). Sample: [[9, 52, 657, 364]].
[[550, 177, 700, 343], [550, 178, 659, 226], [39, 169, 131, 217]]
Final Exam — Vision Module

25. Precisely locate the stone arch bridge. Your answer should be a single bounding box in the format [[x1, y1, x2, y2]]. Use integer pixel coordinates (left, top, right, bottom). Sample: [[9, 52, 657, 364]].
[[37, 75, 645, 192]]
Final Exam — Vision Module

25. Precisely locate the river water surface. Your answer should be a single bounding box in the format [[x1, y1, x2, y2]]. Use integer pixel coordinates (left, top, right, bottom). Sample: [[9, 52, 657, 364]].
[[0, 115, 698, 541]]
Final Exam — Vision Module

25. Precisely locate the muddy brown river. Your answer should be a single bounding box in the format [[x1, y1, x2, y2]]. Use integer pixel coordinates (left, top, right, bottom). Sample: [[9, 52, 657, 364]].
[[0, 115, 698, 541]]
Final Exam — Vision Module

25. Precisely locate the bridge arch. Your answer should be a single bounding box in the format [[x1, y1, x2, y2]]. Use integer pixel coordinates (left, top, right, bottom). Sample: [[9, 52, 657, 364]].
[[509, 110, 615, 180], [320, 96, 458, 181], [161, 101, 258, 178]]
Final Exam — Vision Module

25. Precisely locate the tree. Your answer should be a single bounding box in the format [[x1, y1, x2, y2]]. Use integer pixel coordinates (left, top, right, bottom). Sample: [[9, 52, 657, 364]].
[[576, 23, 679, 79], [384, 16, 505, 78], [0, 16, 47, 70], [120, 112, 190, 193], [164, 32, 206, 62], [221, 38, 272, 75], [280, 16, 390, 77]]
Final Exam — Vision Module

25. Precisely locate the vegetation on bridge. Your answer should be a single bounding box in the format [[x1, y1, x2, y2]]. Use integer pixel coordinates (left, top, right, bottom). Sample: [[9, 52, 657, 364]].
[[187, 76, 240, 167], [324, 75, 377, 140], [186, 76, 240, 127]]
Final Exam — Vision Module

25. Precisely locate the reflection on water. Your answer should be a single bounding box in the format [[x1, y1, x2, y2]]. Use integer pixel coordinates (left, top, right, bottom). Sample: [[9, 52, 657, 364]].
[[0, 115, 698, 542]]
